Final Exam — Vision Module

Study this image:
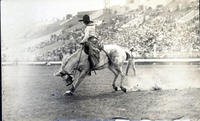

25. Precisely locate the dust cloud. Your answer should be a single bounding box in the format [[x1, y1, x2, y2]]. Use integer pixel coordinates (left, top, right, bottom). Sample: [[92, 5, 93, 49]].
[[125, 65, 200, 91]]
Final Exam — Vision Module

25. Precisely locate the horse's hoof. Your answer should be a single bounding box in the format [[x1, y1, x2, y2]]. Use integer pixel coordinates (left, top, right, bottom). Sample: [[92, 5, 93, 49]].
[[113, 86, 118, 91], [64, 90, 73, 96], [120, 87, 127, 93], [112, 84, 118, 91]]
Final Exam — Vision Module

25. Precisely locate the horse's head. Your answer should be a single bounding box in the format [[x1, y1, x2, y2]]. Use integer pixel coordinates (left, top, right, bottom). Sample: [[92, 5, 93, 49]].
[[54, 69, 74, 86], [54, 56, 79, 86], [54, 49, 88, 86]]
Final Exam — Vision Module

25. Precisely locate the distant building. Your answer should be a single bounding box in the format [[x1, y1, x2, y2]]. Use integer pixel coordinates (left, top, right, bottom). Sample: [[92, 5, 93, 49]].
[[110, 5, 128, 15], [126, 0, 172, 10], [77, 10, 105, 22], [77, 10, 97, 18]]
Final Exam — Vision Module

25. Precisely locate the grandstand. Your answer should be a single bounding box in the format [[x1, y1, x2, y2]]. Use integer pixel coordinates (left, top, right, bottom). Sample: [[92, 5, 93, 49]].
[[2, 0, 199, 62]]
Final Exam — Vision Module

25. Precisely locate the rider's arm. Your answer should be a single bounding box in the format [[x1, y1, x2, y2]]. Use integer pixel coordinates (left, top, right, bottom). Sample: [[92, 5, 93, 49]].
[[80, 27, 89, 44], [80, 25, 95, 44]]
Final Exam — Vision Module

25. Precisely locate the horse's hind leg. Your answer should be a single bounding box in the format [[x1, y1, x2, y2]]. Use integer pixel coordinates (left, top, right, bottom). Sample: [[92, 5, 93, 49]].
[[116, 65, 127, 93], [108, 66, 119, 91], [120, 74, 127, 92]]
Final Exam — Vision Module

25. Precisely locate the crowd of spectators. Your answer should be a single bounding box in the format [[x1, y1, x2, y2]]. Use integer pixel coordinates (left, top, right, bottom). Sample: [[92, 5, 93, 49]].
[[31, 0, 199, 61], [27, 28, 83, 61], [96, 1, 199, 58]]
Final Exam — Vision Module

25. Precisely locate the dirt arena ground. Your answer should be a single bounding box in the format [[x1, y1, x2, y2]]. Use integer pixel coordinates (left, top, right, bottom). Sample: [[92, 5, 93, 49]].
[[2, 64, 200, 121]]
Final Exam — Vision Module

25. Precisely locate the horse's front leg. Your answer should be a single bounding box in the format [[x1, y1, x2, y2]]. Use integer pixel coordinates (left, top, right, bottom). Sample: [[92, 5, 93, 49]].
[[64, 70, 88, 96], [120, 74, 127, 93]]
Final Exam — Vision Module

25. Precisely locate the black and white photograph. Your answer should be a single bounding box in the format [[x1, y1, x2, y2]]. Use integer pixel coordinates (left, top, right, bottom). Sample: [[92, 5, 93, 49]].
[[1, 0, 200, 120]]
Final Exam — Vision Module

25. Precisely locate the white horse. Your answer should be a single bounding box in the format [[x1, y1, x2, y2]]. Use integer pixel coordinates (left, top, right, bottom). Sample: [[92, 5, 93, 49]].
[[55, 44, 136, 95]]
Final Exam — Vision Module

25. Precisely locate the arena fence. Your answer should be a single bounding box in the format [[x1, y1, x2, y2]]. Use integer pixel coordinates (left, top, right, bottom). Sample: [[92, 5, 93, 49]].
[[2, 58, 200, 66]]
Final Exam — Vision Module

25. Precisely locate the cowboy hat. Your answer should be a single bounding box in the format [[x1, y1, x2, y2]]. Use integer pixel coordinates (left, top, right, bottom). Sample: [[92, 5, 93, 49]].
[[79, 14, 93, 23]]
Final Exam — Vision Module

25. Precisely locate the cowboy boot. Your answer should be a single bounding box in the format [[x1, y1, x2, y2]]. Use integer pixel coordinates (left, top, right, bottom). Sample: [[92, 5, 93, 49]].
[[88, 56, 95, 76]]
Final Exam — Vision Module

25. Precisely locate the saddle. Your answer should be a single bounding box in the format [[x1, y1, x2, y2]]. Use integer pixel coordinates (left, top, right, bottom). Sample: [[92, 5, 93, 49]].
[[82, 37, 112, 75]]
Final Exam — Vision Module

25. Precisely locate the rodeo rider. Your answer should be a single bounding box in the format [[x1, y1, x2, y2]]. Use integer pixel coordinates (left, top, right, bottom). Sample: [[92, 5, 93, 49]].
[[79, 14, 103, 74]]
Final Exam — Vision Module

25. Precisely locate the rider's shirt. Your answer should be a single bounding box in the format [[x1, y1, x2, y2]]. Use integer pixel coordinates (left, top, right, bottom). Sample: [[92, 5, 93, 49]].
[[80, 23, 96, 43]]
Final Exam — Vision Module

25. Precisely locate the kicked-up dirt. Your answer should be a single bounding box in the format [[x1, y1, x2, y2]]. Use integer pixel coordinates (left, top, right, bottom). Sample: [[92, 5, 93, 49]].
[[2, 65, 200, 121]]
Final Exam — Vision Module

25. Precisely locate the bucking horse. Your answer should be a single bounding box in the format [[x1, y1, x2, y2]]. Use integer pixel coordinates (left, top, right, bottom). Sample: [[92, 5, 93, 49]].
[[54, 44, 136, 96]]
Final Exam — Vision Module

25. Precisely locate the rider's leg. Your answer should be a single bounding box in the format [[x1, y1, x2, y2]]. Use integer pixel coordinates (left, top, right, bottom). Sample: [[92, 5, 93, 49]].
[[88, 55, 95, 69]]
